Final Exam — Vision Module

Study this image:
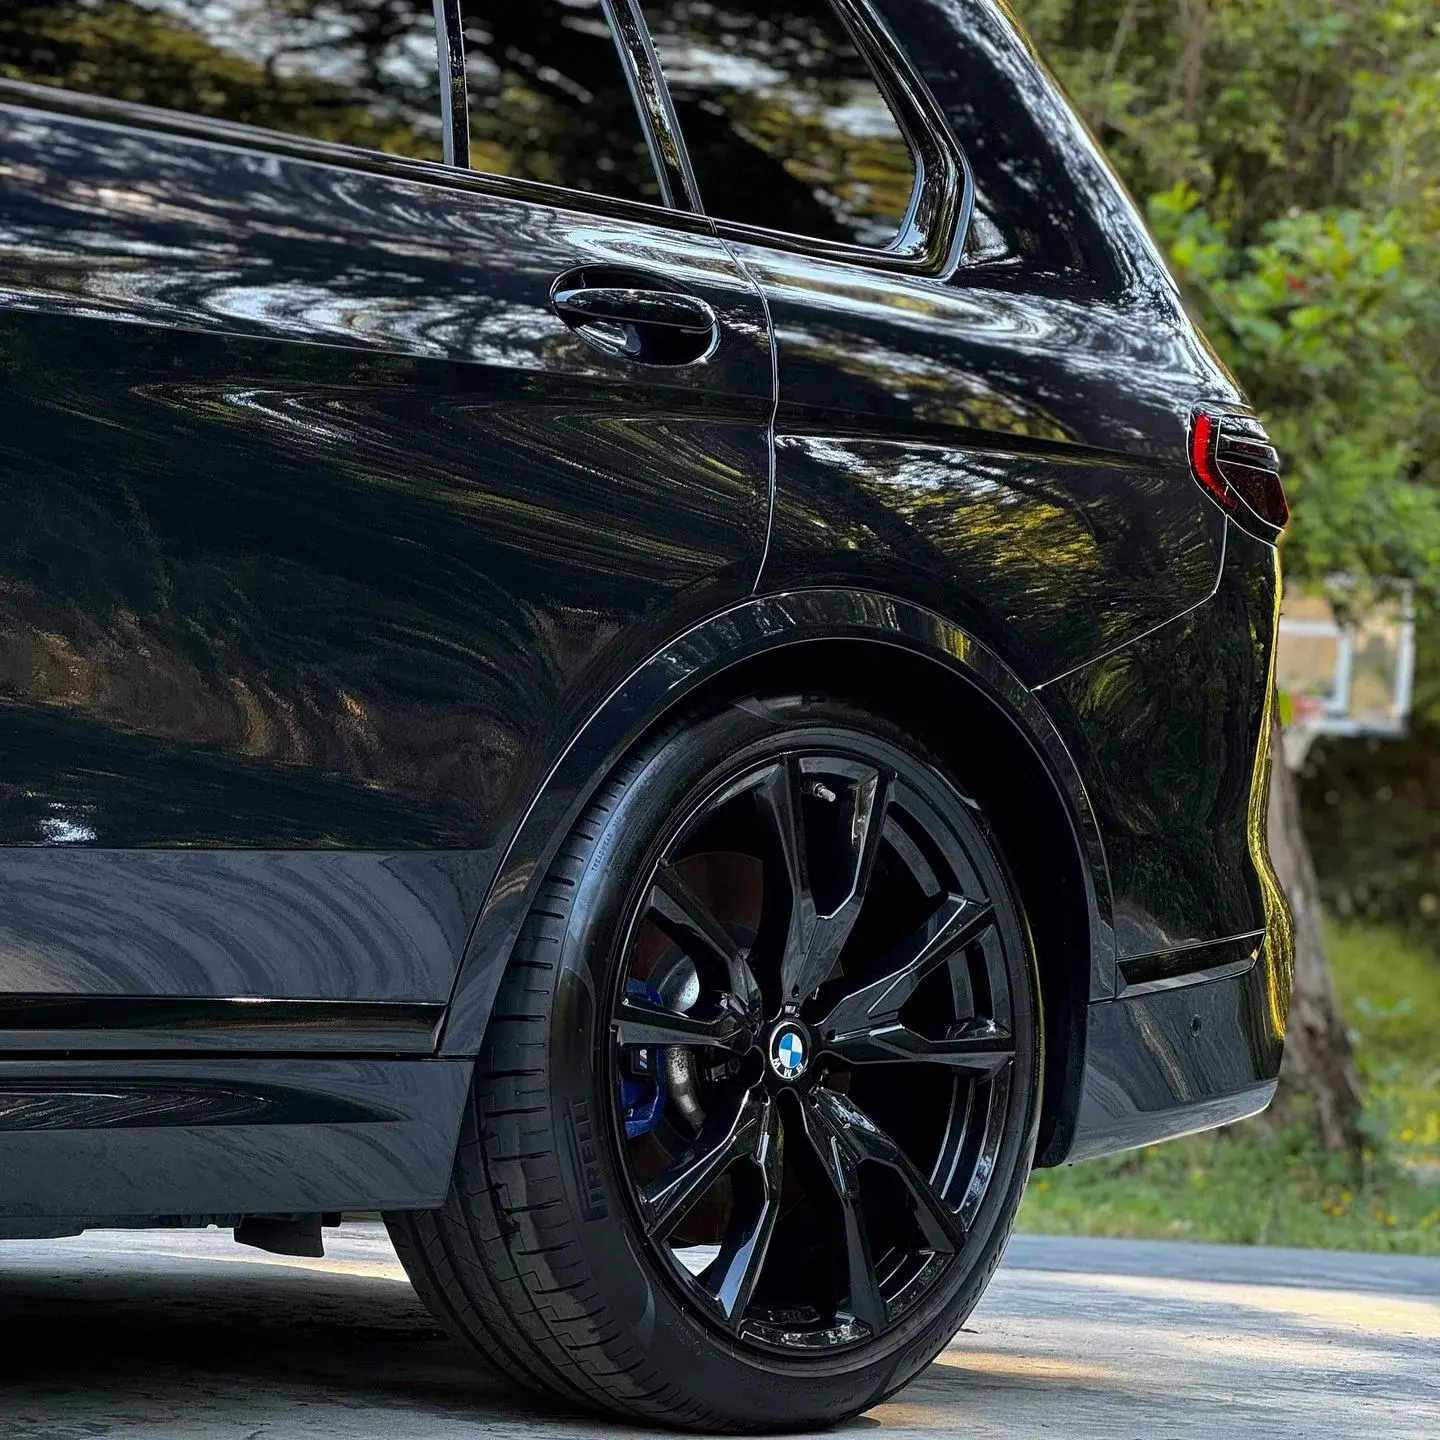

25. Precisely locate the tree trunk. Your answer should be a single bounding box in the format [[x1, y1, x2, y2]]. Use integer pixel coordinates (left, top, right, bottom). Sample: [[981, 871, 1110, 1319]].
[[1266, 743, 1364, 1152]]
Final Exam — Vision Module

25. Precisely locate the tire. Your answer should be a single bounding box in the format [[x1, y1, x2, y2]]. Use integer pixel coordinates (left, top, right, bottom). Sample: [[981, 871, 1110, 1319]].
[[387, 695, 1042, 1431]]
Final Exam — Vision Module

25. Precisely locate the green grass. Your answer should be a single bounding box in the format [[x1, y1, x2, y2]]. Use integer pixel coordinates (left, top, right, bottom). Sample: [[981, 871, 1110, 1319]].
[[1017, 921, 1440, 1253], [1330, 921, 1440, 1166]]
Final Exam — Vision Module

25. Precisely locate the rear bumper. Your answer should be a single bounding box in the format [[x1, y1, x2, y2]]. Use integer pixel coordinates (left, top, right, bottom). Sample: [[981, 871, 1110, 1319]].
[[1062, 929, 1289, 1163], [1040, 522, 1295, 1165]]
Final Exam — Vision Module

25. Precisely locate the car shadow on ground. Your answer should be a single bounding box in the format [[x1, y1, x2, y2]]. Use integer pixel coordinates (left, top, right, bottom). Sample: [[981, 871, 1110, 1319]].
[[0, 1254, 1095, 1439], [0, 1260, 581, 1436]]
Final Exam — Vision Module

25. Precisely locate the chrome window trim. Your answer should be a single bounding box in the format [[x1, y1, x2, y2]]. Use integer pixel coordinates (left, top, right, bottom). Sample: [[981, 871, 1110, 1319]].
[[432, 0, 469, 168], [606, 0, 702, 211]]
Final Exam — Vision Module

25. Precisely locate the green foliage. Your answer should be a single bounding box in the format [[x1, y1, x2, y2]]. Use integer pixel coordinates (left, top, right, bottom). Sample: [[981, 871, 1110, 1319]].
[[1019, 922, 1440, 1252], [1014, 0, 1440, 607]]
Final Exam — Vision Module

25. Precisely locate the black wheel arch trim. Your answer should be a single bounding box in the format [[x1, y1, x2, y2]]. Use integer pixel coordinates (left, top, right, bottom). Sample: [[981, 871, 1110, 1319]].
[[438, 587, 1115, 1059]]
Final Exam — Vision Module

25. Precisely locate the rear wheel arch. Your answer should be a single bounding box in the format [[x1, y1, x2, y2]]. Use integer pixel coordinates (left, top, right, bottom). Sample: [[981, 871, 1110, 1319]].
[[440, 590, 1108, 1168], [437, 590, 1100, 1163]]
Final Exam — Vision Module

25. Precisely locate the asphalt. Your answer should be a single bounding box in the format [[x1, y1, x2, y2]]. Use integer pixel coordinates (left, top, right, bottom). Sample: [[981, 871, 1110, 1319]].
[[0, 1224, 1434, 1439]]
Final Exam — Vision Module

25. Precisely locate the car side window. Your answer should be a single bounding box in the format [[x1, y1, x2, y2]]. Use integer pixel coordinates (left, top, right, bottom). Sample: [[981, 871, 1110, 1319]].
[[638, 0, 917, 249], [460, 1, 660, 204], [0, 0, 447, 162]]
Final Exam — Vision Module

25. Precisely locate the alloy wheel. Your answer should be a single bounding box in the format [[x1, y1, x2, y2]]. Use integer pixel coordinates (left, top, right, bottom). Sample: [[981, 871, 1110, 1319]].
[[608, 746, 1022, 1352]]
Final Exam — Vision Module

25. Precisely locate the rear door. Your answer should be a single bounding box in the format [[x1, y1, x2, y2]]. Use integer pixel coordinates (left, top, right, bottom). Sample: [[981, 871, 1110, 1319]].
[[0, 0, 772, 1047]]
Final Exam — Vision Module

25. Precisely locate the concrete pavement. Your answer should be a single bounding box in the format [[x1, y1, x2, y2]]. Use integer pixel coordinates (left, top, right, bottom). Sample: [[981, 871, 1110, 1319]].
[[0, 1224, 1434, 1438]]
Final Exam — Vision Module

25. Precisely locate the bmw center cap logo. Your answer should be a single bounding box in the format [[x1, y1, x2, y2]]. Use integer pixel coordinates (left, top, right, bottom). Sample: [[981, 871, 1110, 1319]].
[[770, 1024, 809, 1081]]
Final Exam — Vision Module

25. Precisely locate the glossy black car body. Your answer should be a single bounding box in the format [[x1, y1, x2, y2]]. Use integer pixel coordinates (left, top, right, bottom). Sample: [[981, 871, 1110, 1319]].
[[0, 0, 1289, 1265]]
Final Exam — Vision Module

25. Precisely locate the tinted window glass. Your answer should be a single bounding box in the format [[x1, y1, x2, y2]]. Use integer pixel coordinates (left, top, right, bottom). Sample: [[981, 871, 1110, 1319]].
[[0, 0, 445, 161], [640, 0, 916, 247], [462, 0, 659, 203]]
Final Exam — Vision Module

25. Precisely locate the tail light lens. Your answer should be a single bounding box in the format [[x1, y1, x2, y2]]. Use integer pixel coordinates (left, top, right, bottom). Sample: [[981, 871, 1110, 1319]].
[[1189, 408, 1289, 538]]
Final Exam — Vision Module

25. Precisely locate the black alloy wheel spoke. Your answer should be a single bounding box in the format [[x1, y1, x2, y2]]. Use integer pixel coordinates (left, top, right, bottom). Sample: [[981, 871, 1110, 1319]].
[[752, 759, 814, 982], [808, 1088, 966, 1256], [647, 862, 762, 1015], [831, 1016, 1016, 1073], [613, 992, 751, 1053], [707, 1095, 784, 1328], [795, 1091, 887, 1336], [639, 1089, 770, 1239], [818, 894, 1004, 1071], [754, 759, 893, 1006]]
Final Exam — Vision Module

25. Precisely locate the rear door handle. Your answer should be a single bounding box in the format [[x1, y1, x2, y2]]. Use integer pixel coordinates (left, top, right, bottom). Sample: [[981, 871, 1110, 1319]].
[[550, 269, 719, 364], [552, 286, 716, 334]]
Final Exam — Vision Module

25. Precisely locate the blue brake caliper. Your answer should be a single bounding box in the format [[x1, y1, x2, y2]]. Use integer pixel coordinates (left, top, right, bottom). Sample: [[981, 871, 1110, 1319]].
[[619, 979, 668, 1139]]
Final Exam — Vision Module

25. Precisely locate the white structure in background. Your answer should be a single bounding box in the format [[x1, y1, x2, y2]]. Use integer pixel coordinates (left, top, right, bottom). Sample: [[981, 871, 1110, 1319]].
[[1276, 583, 1416, 769]]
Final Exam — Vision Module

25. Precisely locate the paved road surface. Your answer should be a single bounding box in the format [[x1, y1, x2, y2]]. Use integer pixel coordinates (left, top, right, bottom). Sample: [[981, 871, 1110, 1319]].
[[0, 1224, 1434, 1438]]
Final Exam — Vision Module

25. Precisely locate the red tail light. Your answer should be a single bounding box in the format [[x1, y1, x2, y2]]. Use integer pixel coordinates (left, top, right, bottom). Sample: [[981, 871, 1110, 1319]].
[[1189, 408, 1289, 537]]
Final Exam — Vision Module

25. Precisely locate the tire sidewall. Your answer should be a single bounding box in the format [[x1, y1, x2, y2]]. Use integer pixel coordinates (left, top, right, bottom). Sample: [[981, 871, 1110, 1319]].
[[546, 695, 1041, 1426]]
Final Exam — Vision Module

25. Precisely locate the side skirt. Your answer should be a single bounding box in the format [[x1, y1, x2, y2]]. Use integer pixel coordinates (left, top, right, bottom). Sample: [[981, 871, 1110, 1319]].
[[0, 1057, 472, 1219]]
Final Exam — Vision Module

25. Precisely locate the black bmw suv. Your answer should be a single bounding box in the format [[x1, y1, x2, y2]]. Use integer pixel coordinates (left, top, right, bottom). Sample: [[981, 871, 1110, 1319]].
[[0, 0, 1292, 1429]]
